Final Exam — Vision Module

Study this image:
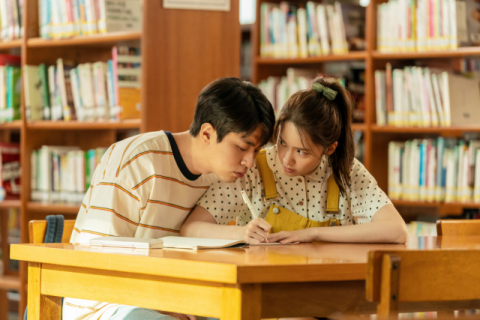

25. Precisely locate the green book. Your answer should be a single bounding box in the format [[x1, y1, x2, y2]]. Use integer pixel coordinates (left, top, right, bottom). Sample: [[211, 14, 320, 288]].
[[38, 64, 51, 120], [6, 66, 21, 122]]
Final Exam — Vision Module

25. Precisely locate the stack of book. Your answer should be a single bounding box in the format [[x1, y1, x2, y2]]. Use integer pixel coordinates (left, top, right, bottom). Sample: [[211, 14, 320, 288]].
[[0, 54, 21, 123], [38, 0, 142, 39], [31, 146, 107, 204], [375, 64, 480, 127], [24, 46, 141, 122], [388, 137, 480, 203], [260, 1, 365, 58], [0, 0, 23, 41], [0, 142, 20, 201]]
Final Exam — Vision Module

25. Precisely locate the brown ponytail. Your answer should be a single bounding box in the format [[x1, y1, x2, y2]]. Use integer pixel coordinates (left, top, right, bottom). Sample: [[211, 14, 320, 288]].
[[274, 76, 355, 196]]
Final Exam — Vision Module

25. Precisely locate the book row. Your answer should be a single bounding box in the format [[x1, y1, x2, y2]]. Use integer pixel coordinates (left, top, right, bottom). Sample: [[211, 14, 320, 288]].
[[0, 0, 23, 41], [258, 65, 365, 122], [388, 138, 480, 203], [377, 0, 480, 53], [374, 64, 480, 127], [39, 0, 142, 39], [260, 1, 365, 58], [24, 46, 141, 122], [31, 146, 107, 204]]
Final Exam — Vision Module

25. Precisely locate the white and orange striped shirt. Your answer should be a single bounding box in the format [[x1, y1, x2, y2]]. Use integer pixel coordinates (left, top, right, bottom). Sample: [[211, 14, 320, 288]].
[[65, 130, 216, 320]]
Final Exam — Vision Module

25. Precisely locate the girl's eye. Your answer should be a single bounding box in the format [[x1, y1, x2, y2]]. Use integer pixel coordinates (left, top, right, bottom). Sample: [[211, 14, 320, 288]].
[[279, 139, 286, 146], [298, 150, 307, 155]]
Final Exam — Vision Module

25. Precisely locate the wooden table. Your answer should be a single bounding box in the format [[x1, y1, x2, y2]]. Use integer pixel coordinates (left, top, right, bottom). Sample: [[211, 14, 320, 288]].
[[10, 236, 480, 320]]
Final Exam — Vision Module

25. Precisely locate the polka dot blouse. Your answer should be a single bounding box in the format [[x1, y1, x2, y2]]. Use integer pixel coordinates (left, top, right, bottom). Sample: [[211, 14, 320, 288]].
[[197, 145, 392, 226]]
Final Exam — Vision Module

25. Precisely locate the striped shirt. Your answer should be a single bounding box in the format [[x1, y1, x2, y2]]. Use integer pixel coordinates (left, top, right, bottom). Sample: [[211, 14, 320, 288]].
[[197, 144, 392, 226], [65, 130, 216, 320]]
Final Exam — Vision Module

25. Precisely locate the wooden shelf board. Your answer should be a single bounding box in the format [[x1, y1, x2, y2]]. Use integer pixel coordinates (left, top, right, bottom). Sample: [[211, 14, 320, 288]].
[[0, 120, 22, 129], [255, 52, 367, 64], [0, 200, 21, 209], [371, 125, 480, 134], [373, 47, 480, 59], [352, 123, 366, 131], [0, 275, 20, 290], [27, 202, 80, 214], [27, 31, 141, 47], [0, 39, 22, 50], [27, 119, 141, 130], [392, 200, 480, 210]]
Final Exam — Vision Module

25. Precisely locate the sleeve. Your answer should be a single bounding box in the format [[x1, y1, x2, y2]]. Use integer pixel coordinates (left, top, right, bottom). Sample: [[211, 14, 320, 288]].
[[349, 159, 392, 223], [71, 148, 142, 245], [196, 165, 263, 225]]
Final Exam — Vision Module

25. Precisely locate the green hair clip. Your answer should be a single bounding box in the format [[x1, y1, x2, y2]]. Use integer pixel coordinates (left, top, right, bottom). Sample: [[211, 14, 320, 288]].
[[312, 83, 338, 101]]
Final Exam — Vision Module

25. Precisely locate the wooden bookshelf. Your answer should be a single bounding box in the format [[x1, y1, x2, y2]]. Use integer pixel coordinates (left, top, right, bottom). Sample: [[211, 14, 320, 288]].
[[255, 51, 368, 64], [0, 39, 23, 50], [0, 275, 21, 290], [252, 0, 480, 223], [0, 0, 241, 317], [27, 119, 141, 130], [371, 125, 480, 136], [0, 200, 21, 209], [27, 31, 142, 47], [26, 202, 80, 214], [372, 47, 480, 59]]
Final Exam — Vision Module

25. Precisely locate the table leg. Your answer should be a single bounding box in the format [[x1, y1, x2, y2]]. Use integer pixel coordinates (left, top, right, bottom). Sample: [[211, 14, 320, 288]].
[[221, 284, 261, 320], [27, 262, 61, 320]]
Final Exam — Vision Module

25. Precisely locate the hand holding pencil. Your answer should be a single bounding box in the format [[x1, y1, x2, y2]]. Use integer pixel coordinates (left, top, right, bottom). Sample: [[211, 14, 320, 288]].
[[241, 189, 271, 244]]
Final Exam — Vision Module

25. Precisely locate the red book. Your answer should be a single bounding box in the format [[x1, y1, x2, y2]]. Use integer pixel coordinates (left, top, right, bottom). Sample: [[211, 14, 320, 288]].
[[0, 54, 20, 67], [0, 143, 20, 200]]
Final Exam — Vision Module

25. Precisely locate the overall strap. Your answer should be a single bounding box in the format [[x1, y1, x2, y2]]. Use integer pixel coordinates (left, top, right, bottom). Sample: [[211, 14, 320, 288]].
[[326, 174, 340, 213], [256, 150, 278, 201]]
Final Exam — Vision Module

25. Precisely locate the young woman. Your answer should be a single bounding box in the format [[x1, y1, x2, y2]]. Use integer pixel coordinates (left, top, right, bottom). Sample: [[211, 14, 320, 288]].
[[181, 76, 408, 246]]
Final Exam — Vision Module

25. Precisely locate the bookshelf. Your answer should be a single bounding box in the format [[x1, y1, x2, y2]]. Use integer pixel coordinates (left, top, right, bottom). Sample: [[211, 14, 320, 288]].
[[0, 0, 240, 318], [252, 0, 480, 222]]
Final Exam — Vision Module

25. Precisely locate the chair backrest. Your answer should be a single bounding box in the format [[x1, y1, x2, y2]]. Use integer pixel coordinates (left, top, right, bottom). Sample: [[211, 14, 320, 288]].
[[436, 219, 480, 236], [366, 250, 480, 320], [28, 220, 76, 244]]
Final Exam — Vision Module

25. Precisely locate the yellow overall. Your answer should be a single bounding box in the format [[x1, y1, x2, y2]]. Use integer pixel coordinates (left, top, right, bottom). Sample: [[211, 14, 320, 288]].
[[256, 149, 340, 232]]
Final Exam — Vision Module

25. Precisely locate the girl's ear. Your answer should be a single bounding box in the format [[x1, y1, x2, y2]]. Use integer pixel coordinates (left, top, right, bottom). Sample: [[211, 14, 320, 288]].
[[325, 142, 338, 156]]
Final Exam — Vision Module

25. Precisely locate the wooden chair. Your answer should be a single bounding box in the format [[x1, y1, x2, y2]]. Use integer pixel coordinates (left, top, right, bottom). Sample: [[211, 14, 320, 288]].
[[366, 250, 480, 320], [28, 219, 76, 244], [436, 220, 480, 236]]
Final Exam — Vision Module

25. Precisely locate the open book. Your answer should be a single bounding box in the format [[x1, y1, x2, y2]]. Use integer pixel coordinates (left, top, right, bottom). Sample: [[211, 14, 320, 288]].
[[90, 236, 295, 250]]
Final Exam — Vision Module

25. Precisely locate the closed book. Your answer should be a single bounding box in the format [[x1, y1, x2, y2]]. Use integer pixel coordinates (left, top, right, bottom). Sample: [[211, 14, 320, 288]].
[[23, 65, 43, 121]]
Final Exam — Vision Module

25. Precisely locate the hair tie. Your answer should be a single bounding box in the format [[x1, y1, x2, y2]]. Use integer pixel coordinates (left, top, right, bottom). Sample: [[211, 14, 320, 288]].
[[312, 83, 337, 101]]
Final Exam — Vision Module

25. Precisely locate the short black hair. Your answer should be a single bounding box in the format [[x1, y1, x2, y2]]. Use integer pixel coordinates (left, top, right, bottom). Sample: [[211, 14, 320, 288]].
[[189, 77, 275, 146]]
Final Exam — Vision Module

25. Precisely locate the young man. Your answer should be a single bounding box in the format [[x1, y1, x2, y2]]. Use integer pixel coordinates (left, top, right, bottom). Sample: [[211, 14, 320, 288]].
[[65, 78, 275, 320]]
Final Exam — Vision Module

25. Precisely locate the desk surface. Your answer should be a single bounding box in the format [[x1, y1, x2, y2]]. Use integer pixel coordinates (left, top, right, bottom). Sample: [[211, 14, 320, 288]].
[[11, 236, 480, 284]]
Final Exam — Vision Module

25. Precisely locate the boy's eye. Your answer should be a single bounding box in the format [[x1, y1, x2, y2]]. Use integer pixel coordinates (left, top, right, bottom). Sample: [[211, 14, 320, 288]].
[[238, 146, 247, 152]]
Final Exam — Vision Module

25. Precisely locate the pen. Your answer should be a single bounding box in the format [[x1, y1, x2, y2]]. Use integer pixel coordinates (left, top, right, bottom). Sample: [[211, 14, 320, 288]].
[[241, 189, 258, 219], [241, 190, 268, 243]]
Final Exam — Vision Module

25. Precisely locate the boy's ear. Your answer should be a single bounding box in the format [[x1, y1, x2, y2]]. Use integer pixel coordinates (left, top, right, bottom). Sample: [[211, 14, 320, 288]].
[[325, 141, 338, 156], [200, 123, 216, 145]]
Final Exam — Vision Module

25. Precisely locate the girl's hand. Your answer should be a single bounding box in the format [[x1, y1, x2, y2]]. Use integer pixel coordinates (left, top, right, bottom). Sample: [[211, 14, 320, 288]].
[[243, 218, 271, 244], [267, 228, 317, 244]]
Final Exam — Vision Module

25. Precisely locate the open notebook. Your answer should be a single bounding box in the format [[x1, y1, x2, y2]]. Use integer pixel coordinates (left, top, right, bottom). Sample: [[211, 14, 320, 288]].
[[89, 236, 294, 250]]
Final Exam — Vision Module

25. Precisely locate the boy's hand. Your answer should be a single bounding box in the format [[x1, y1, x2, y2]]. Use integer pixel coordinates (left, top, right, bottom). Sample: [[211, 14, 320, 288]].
[[243, 218, 271, 244], [267, 228, 317, 244]]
